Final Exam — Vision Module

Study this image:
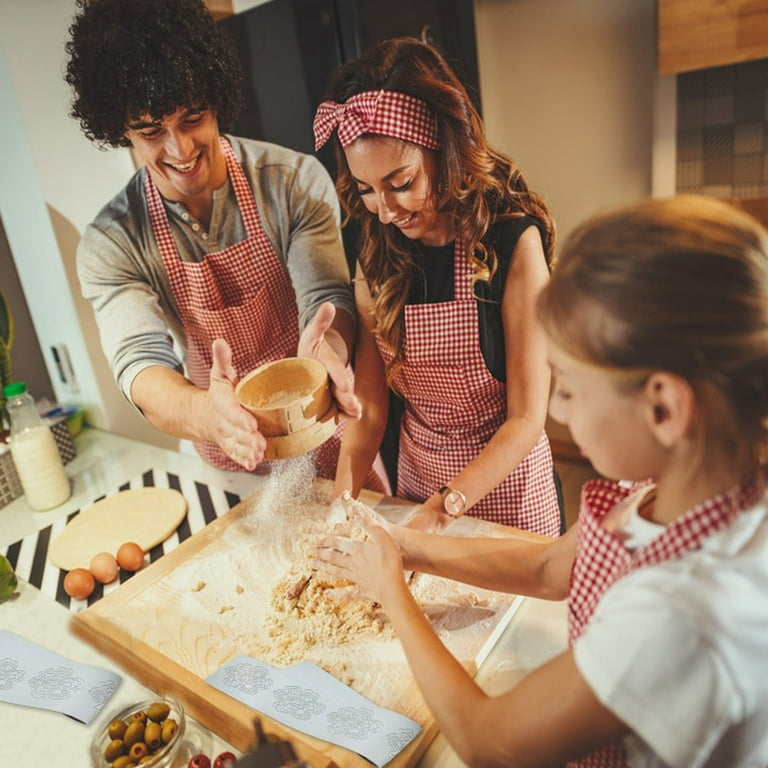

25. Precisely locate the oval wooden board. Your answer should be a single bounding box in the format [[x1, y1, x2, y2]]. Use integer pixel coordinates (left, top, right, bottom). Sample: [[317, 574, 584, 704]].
[[49, 487, 187, 571]]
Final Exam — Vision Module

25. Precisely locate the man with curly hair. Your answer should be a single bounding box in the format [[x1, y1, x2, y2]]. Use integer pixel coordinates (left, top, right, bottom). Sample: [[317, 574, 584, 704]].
[[65, 0, 385, 488]]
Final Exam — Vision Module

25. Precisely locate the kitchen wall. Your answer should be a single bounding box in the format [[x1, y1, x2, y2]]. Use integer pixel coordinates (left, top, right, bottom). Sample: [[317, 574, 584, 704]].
[[475, 0, 660, 238], [0, 0, 662, 451], [0, 216, 52, 401], [0, 0, 180, 450], [474, 0, 664, 449]]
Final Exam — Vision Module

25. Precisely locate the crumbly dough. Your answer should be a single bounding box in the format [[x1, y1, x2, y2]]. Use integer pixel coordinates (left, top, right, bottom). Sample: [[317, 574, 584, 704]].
[[256, 568, 395, 674], [249, 492, 396, 678], [179, 477, 492, 686]]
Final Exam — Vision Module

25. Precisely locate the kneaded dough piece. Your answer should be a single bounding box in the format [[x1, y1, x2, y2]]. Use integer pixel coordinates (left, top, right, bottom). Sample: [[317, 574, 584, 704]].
[[49, 487, 187, 571]]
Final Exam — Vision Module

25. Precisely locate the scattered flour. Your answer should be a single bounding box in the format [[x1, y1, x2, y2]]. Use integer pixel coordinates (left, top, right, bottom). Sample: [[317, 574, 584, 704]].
[[174, 465, 495, 685], [177, 459, 394, 682]]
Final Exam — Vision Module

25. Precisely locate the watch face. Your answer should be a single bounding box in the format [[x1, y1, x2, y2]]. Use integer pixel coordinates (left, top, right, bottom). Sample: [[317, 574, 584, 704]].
[[444, 491, 464, 517]]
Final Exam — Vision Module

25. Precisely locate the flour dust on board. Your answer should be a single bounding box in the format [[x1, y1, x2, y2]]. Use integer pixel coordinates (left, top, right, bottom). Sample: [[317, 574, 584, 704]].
[[175, 454, 393, 684]]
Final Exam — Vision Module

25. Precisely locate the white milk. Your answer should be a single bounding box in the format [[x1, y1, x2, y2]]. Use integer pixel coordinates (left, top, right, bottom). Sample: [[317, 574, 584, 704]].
[[10, 426, 71, 510]]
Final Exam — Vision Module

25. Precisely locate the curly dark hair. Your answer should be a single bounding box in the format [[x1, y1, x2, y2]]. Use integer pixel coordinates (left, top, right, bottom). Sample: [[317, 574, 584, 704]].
[[64, 0, 244, 148], [324, 37, 555, 384]]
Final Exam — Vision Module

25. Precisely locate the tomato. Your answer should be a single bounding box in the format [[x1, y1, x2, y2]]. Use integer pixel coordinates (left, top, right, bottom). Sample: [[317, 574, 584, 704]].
[[214, 752, 237, 768]]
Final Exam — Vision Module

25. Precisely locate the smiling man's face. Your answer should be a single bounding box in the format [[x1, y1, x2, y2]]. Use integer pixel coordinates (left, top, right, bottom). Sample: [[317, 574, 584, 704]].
[[124, 107, 226, 205]]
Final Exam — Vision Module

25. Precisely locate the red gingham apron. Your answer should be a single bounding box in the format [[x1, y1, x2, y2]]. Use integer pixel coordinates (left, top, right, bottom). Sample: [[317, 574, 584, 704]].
[[566, 475, 762, 767], [145, 137, 349, 480], [376, 239, 560, 533]]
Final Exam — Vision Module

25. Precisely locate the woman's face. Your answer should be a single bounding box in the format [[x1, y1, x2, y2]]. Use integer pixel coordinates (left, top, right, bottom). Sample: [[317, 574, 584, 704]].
[[343, 136, 453, 247]]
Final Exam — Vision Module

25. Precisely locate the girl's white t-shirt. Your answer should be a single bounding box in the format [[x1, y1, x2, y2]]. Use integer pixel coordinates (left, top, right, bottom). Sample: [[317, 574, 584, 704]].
[[573, 494, 768, 768]]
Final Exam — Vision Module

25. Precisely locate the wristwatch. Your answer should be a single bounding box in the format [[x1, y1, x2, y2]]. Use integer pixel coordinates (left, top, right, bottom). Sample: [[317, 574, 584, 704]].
[[438, 485, 467, 518]]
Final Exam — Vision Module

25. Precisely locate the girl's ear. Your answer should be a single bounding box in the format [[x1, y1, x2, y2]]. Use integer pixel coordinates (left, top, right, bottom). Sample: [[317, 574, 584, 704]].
[[643, 372, 695, 448]]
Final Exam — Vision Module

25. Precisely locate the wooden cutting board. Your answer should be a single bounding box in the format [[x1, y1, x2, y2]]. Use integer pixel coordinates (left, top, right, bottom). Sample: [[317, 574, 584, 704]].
[[49, 487, 187, 570], [72, 480, 525, 768]]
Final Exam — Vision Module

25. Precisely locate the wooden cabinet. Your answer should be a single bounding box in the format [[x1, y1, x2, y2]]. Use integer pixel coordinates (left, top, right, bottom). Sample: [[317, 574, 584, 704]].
[[732, 197, 768, 230], [658, 0, 768, 74], [204, 0, 233, 20]]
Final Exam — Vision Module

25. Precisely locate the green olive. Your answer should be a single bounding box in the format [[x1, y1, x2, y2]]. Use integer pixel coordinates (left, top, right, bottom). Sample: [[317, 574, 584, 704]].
[[128, 742, 148, 760], [130, 710, 148, 724], [110, 756, 135, 768], [123, 720, 145, 747], [143, 720, 162, 750], [160, 718, 178, 743], [146, 701, 171, 722], [107, 718, 128, 740], [103, 738, 125, 762]]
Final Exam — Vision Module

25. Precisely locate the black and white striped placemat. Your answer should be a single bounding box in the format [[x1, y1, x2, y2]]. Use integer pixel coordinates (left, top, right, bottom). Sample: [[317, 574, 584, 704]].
[[2, 469, 241, 613]]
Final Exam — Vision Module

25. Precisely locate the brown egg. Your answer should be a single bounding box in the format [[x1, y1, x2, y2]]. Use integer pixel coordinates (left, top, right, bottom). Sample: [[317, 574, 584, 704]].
[[63, 568, 95, 600], [116, 541, 145, 572], [89, 551, 119, 584]]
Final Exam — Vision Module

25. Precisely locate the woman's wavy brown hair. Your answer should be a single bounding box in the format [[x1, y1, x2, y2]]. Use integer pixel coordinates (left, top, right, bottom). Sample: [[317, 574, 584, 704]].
[[324, 37, 555, 385]]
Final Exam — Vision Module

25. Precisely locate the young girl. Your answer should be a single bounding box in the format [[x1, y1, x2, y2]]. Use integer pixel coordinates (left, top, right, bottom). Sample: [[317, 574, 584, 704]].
[[313, 38, 561, 535], [316, 196, 768, 767]]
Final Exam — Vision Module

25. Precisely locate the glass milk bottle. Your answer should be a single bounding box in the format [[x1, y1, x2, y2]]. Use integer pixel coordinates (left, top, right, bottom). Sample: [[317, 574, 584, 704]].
[[3, 382, 71, 510]]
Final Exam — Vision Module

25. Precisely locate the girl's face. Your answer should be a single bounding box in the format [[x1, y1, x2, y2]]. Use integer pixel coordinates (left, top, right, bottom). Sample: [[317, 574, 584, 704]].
[[343, 136, 454, 247], [547, 344, 663, 481]]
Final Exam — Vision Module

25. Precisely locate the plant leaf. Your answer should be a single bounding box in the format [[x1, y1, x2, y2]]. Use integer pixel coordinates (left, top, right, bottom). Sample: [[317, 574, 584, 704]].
[[0, 290, 12, 349]]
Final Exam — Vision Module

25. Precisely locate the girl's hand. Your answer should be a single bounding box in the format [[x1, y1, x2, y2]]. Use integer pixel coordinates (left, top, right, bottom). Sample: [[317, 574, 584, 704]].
[[315, 505, 407, 606]]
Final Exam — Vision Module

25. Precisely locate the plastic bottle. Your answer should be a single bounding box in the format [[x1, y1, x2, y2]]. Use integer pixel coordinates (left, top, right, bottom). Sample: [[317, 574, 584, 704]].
[[3, 381, 71, 510]]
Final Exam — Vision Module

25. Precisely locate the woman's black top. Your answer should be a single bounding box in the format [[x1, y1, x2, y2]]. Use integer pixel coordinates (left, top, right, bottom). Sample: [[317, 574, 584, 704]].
[[407, 216, 542, 382]]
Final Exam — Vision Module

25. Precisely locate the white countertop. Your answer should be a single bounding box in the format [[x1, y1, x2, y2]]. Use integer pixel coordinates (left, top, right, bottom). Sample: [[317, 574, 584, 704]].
[[0, 427, 567, 767]]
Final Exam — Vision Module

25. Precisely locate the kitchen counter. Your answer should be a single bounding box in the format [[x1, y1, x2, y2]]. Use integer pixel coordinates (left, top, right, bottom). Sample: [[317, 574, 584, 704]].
[[0, 427, 567, 767]]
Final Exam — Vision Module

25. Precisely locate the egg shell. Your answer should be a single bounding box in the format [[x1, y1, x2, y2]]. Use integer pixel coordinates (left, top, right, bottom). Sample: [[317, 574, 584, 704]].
[[89, 552, 119, 584], [64, 568, 96, 600], [116, 541, 145, 572]]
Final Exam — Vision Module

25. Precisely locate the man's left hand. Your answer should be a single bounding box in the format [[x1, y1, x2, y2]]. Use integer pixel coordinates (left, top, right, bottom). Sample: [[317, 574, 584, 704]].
[[298, 302, 362, 420]]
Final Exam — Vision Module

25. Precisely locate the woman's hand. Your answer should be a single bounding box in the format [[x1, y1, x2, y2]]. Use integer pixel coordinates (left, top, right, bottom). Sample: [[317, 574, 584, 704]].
[[401, 502, 454, 533]]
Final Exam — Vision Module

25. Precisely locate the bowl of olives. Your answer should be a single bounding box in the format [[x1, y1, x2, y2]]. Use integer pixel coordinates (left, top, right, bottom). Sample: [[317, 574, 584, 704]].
[[90, 696, 186, 767]]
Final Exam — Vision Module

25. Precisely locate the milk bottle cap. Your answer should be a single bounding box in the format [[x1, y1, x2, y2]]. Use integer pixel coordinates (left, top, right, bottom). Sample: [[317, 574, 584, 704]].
[[3, 381, 26, 397]]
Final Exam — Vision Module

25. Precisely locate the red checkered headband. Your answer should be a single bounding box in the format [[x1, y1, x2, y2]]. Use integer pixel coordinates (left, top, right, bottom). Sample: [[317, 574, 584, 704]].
[[313, 90, 441, 151]]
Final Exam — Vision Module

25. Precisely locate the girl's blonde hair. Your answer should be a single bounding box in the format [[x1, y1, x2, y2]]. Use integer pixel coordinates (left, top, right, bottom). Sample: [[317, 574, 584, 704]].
[[537, 195, 768, 452]]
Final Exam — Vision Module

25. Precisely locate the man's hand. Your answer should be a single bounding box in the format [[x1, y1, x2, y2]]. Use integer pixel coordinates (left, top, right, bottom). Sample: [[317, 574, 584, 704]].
[[206, 338, 266, 469], [298, 302, 362, 420]]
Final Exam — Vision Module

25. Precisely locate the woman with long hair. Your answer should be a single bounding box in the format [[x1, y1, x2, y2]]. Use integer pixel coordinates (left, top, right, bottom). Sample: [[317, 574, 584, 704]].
[[314, 37, 561, 533]]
